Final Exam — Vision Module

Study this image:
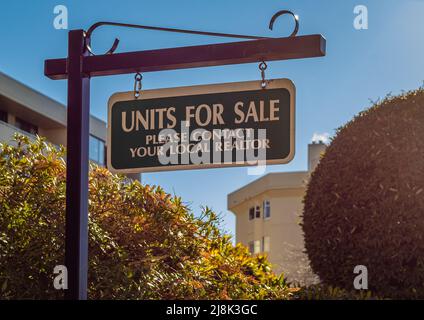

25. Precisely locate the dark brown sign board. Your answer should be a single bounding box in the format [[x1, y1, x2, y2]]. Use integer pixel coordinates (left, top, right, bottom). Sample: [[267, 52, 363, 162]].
[[108, 79, 295, 173]]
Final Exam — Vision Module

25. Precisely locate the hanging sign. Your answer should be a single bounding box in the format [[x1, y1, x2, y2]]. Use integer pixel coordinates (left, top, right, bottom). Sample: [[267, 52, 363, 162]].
[[107, 79, 295, 173]]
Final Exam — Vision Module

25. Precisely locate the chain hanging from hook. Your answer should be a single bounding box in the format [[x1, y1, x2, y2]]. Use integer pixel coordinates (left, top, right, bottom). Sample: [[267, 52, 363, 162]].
[[259, 61, 268, 89], [134, 72, 143, 99]]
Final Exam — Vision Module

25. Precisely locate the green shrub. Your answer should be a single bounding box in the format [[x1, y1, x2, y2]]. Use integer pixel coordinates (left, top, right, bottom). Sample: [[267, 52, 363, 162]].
[[302, 88, 424, 298], [0, 134, 291, 300]]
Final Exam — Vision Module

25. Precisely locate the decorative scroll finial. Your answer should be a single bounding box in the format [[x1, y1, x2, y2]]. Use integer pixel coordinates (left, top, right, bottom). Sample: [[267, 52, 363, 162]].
[[269, 10, 299, 37]]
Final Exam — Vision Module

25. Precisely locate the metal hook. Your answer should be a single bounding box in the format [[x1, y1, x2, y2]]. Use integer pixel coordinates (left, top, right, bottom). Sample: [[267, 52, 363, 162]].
[[269, 10, 299, 37], [85, 22, 121, 55], [134, 72, 142, 99], [84, 9, 300, 56], [259, 61, 268, 89]]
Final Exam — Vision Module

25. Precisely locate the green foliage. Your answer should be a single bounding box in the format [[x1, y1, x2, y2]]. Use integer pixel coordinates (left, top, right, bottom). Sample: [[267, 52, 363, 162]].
[[302, 88, 424, 298], [0, 134, 290, 300]]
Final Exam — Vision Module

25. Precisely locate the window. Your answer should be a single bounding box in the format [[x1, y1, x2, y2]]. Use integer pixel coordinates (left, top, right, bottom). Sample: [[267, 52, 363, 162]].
[[249, 207, 255, 220], [0, 110, 7, 123], [249, 239, 265, 255], [89, 135, 105, 165], [99, 143, 105, 165], [262, 236, 270, 253], [15, 117, 38, 135], [255, 206, 261, 219], [263, 200, 271, 219], [249, 205, 262, 220], [248, 241, 254, 254], [254, 240, 261, 254]]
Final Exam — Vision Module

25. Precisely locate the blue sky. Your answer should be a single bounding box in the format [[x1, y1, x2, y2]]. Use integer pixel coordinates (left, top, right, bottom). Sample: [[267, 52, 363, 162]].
[[0, 0, 423, 237]]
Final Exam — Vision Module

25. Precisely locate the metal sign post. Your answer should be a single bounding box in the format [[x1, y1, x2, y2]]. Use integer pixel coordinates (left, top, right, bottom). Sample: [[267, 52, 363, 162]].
[[44, 10, 326, 300], [64, 30, 90, 300]]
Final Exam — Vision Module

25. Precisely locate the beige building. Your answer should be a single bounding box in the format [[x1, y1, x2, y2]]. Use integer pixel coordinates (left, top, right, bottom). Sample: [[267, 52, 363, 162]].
[[227, 142, 326, 285], [0, 70, 139, 180]]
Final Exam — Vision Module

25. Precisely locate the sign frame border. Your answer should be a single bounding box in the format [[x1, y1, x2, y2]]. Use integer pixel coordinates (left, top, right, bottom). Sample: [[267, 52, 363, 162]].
[[107, 78, 295, 173]]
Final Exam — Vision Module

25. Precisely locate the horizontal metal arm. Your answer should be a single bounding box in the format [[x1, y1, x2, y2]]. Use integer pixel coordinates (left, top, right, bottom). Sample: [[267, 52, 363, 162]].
[[45, 34, 326, 80]]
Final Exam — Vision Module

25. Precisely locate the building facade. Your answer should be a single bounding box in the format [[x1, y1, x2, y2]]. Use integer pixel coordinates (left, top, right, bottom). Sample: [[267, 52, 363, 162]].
[[227, 142, 326, 285], [0, 71, 139, 180]]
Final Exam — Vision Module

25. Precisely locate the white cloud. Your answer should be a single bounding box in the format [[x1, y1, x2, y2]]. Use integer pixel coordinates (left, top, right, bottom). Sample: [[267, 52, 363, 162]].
[[311, 132, 330, 144]]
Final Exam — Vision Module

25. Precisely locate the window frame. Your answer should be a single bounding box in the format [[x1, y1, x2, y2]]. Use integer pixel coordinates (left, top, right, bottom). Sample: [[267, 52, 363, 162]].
[[89, 134, 106, 166], [0, 110, 7, 123], [248, 207, 255, 221], [262, 236, 270, 253], [15, 117, 38, 135], [248, 241, 254, 254], [253, 240, 261, 255], [255, 205, 261, 219], [263, 200, 271, 220]]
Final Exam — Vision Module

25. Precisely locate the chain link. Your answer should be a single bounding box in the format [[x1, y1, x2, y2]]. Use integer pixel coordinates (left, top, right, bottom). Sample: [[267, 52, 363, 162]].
[[134, 72, 143, 99], [259, 61, 268, 89]]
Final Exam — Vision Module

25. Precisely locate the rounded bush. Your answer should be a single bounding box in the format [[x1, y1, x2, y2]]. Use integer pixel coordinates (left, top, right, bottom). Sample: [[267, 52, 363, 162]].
[[303, 88, 424, 298]]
